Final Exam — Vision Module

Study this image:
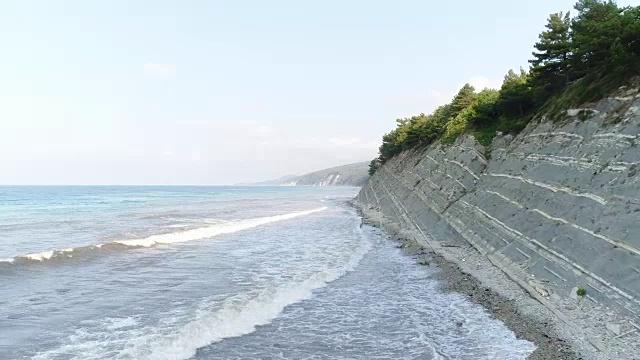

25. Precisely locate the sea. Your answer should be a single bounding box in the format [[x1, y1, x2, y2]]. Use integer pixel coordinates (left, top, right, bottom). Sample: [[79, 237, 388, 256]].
[[0, 186, 535, 359]]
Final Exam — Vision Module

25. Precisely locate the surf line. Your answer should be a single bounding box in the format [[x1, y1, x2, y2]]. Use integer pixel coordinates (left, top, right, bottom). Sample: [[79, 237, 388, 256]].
[[2, 207, 329, 264]]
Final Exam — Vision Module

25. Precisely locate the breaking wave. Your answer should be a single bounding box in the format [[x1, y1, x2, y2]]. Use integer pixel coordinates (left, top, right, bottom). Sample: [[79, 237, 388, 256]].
[[0, 207, 328, 266], [98, 234, 370, 360]]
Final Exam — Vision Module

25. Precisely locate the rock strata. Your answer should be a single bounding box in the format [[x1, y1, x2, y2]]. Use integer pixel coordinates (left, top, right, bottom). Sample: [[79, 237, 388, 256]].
[[356, 87, 640, 359]]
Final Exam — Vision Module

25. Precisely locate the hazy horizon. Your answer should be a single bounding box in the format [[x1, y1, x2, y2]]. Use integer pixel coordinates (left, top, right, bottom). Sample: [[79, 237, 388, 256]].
[[3, 0, 638, 185], [0, 160, 369, 186]]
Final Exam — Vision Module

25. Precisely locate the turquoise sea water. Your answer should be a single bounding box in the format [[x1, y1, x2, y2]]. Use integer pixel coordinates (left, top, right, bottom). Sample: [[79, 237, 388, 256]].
[[0, 186, 535, 359]]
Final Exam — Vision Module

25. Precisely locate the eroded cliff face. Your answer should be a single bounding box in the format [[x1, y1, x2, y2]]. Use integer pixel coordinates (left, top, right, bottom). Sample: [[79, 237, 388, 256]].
[[357, 86, 640, 322], [286, 162, 369, 187]]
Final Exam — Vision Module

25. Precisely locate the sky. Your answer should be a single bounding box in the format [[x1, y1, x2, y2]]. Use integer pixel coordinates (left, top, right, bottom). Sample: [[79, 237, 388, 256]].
[[2, 0, 637, 185]]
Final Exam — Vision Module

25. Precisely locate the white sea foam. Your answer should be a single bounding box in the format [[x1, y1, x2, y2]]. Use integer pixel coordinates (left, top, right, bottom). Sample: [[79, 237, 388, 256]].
[[104, 316, 140, 330], [3, 207, 328, 264], [126, 234, 371, 360], [29, 226, 371, 360], [114, 206, 327, 247], [23, 250, 56, 261]]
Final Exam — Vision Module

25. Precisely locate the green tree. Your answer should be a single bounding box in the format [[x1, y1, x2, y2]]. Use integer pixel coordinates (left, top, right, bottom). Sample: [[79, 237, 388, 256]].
[[413, 115, 445, 146], [443, 89, 499, 142], [467, 89, 501, 127], [378, 129, 402, 163], [612, 6, 640, 72], [368, 159, 380, 176], [571, 0, 623, 75], [447, 84, 477, 120], [529, 12, 572, 100], [401, 114, 430, 149], [497, 69, 534, 118]]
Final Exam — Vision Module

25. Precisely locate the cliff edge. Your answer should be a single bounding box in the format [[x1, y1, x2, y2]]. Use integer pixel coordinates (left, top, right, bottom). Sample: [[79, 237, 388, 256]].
[[355, 85, 640, 358]]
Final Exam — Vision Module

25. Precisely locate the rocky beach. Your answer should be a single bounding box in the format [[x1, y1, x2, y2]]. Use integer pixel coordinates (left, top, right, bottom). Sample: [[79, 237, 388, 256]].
[[355, 201, 640, 359]]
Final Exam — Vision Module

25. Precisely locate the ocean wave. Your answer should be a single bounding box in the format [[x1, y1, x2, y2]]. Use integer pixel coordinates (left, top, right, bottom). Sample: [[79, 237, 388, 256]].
[[0, 243, 138, 266], [137, 211, 193, 220], [164, 224, 191, 228], [119, 233, 371, 360], [0, 207, 328, 266]]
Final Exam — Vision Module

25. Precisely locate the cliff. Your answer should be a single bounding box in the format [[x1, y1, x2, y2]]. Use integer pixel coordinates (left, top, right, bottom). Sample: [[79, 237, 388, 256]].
[[245, 162, 369, 187], [356, 85, 640, 355]]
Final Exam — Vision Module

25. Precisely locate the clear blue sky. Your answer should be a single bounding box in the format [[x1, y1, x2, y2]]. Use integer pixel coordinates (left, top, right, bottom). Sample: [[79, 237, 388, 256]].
[[2, 0, 636, 184]]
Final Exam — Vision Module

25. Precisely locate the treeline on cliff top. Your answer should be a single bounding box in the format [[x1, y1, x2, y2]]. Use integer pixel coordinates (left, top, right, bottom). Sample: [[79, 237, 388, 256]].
[[369, 0, 640, 176]]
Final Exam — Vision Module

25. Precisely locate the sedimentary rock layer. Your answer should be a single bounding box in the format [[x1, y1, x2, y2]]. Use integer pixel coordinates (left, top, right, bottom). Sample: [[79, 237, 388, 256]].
[[357, 88, 640, 327]]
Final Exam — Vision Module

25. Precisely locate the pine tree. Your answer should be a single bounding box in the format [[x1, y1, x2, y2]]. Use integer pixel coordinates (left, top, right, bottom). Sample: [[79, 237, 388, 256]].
[[402, 114, 431, 149], [571, 0, 623, 75], [529, 11, 572, 96], [368, 159, 380, 176], [378, 130, 402, 163], [447, 84, 477, 120], [617, 6, 640, 72], [498, 69, 534, 117]]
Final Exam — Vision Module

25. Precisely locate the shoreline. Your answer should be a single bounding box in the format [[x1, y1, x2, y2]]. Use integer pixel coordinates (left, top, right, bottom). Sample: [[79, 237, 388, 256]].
[[399, 240, 578, 359], [352, 200, 589, 360]]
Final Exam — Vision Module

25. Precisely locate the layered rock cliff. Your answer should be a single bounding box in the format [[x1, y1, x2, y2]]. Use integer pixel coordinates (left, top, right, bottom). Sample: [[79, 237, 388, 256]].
[[357, 86, 640, 330]]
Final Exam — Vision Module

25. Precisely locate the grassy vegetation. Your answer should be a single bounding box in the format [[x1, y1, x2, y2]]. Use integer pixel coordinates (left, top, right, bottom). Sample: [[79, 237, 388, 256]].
[[472, 125, 500, 147], [542, 71, 635, 119]]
